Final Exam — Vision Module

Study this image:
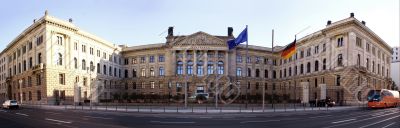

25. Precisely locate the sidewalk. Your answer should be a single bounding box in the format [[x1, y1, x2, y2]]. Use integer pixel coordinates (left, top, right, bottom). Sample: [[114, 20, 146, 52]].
[[21, 104, 366, 113]]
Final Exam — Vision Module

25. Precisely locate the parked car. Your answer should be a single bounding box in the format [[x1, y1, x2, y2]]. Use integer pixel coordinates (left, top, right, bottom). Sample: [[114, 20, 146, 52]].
[[2, 100, 19, 109]]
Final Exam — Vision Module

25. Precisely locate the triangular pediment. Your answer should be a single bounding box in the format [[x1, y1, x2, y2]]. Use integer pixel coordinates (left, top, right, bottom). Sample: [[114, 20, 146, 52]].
[[172, 31, 227, 46]]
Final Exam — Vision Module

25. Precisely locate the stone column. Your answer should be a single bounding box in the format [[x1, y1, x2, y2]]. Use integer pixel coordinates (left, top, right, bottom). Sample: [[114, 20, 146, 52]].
[[224, 50, 228, 76], [193, 50, 197, 76], [204, 50, 208, 75]]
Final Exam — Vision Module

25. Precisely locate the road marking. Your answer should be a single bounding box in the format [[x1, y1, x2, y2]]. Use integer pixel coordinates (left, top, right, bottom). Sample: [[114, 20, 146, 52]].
[[382, 122, 396, 128], [240, 120, 280, 124], [45, 118, 72, 124], [150, 121, 196, 124], [331, 118, 356, 124], [83, 116, 112, 120], [324, 111, 400, 128], [0, 110, 7, 112], [45, 112, 61, 115], [309, 115, 332, 118], [15, 113, 29, 116], [359, 115, 400, 128], [199, 116, 212, 119]]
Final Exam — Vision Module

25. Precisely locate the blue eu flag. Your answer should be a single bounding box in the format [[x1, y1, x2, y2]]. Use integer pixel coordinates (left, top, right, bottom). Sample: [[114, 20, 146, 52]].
[[227, 27, 248, 49]]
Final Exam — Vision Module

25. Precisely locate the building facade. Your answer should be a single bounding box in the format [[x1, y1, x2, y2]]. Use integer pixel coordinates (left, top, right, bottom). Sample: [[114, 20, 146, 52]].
[[0, 12, 393, 105], [390, 47, 400, 90]]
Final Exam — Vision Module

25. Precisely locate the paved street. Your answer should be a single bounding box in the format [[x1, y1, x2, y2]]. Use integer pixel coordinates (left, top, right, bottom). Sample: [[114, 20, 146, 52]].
[[0, 106, 398, 128]]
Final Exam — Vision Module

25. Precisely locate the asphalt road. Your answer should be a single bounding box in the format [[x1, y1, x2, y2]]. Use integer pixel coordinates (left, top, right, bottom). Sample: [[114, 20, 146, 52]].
[[0, 106, 398, 128]]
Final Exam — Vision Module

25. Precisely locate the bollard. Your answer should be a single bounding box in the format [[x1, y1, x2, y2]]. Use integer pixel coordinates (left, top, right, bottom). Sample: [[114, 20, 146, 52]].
[[126, 103, 128, 112], [239, 105, 241, 113], [115, 105, 117, 111], [164, 105, 166, 113], [191, 105, 193, 113], [206, 106, 208, 113], [137, 105, 139, 112], [252, 107, 254, 112], [220, 107, 222, 113]]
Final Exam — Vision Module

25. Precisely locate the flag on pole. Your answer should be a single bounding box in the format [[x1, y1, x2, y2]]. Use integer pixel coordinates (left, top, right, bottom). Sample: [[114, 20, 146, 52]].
[[227, 27, 248, 49], [281, 38, 296, 59]]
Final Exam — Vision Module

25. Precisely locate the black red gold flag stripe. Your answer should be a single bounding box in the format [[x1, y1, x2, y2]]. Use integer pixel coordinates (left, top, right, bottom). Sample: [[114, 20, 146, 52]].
[[281, 39, 296, 59]]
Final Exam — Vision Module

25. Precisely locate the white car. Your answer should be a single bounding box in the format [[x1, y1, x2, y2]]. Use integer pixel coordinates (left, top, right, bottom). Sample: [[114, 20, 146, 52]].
[[2, 100, 19, 109]]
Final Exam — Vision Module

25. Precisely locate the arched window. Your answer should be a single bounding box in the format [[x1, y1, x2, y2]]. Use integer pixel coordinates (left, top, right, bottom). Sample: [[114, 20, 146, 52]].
[[300, 64, 304, 74], [315, 60, 319, 71], [255, 69, 260, 77], [289, 67, 292, 76], [141, 68, 146, 77], [177, 61, 183, 75], [90, 61, 94, 71], [38, 53, 42, 64], [103, 65, 107, 74], [207, 61, 214, 74], [217, 61, 224, 75], [307, 62, 311, 73], [150, 67, 155, 76], [132, 69, 137, 77], [248, 68, 251, 77], [97, 63, 100, 73], [109, 66, 112, 76], [197, 61, 203, 76], [57, 53, 62, 65], [338, 54, 343, 66], [82, 59, 86, 70], [187, 61, 193, 75], [74, 58, 78, 69], [159, 67, 165, 76], [236, 67, 242, 76], [124, 70, 128, 78]]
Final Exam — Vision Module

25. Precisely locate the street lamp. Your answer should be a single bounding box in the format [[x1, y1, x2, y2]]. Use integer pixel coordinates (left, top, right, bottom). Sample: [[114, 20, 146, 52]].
[[18, 79, 22, 104], [87, 65, 95, 109]]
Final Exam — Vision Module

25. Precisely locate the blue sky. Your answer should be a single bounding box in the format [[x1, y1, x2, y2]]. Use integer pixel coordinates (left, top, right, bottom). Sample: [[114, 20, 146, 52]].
[[0, 0, 398, 49]]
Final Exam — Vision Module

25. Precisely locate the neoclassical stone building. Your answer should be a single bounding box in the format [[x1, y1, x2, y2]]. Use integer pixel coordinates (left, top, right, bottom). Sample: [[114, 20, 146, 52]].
[[0, 12, 392, 105]]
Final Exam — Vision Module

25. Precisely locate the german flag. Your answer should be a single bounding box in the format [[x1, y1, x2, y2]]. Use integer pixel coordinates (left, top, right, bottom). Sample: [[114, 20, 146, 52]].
[[281, 38, 296, 59]]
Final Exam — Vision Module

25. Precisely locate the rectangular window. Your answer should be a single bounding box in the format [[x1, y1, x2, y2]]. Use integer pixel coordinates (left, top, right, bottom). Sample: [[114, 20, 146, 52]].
[[36, 35, 43, 46], [74, 42, 78, 50], [140, 56, 146, 63], [59, 73, 65, 85], [314, 45, 319, 54], [158, 55, 165, 62], [28, 42, 33, 50], [57, 36, 63, 45], [36, 74, 41, 86], [150, 81, 155, 89], [322, 43, 326, 52], [337, 37, 344, 47], [236, 55, 242, 63], [356, 37, 362, 47], [82, 45, 86, 53], [149, 56, 154, 63], [83, 77, 87, 86]]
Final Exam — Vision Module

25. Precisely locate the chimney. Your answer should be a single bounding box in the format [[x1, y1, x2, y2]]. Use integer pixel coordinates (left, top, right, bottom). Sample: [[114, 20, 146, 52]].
[[168, 26, 174, 36], [327, 20, 332, 25], [361, 21, 366, 25], [68, 18, 73, 23], [228, 27, 233, 36], [350, 12, 354, 17]]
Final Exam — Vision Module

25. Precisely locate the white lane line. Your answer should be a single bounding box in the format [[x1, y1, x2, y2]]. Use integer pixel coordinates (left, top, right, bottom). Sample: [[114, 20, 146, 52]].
[[309, 115, 332, 118], [150, 121, 196, 124], [324, 111, 400, 128], [45, 112, 61, 115], [240, 120, 280, 124], [359, 115, 400, 128], [15, 113, 29, 116], [83, 116, 112, 120], [382, 122, 396, 128], [0, 110, 7, 112], [199, 116, 212, 119], [45, 118, 72, 124], [331, 118, 356, 124]]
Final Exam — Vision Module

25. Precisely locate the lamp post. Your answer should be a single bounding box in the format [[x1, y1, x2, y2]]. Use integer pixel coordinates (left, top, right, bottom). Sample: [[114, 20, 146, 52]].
[[87, 65, 95, 109], [18, 79, 22, 104]]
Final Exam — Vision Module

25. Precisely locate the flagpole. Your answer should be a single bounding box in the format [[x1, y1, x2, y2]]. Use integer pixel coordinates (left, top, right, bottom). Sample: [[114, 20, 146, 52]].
[[245, 25, 249, 109], [271, 29, 275, 110], [294, 35, 297, 111]]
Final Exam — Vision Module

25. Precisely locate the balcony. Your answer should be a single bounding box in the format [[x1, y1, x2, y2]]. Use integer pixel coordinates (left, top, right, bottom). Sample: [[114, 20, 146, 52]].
[[32, 63, 45, 72]]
